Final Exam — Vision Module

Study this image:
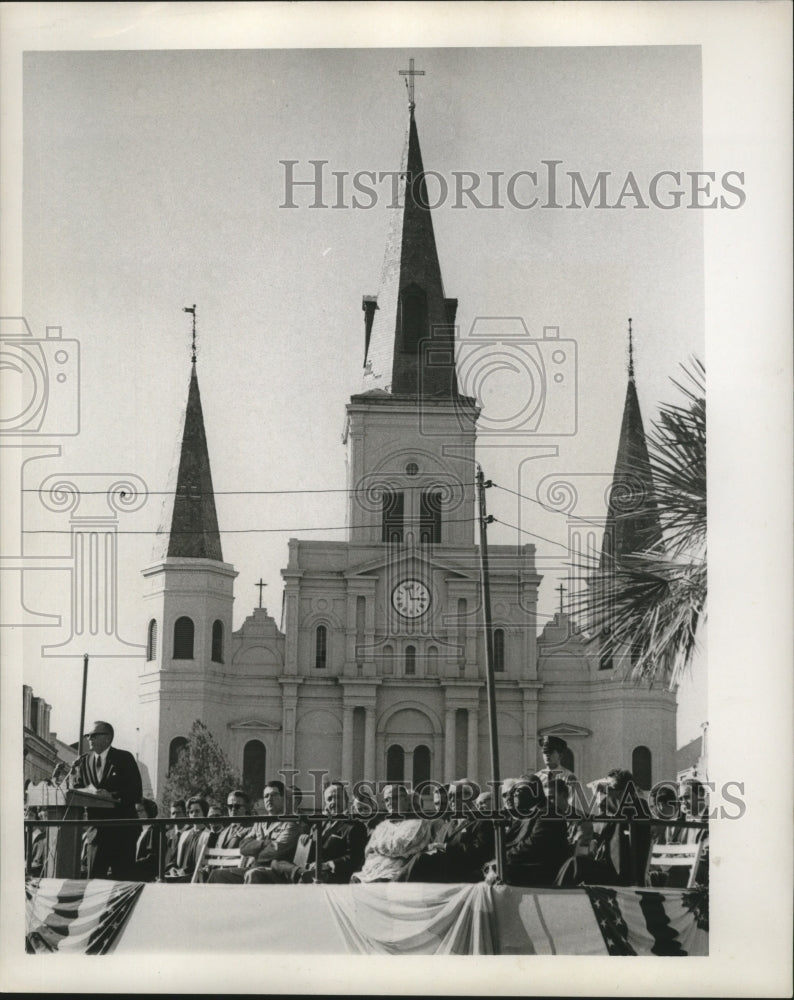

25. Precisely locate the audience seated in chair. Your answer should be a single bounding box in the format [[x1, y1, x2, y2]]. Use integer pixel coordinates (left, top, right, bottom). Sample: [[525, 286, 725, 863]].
[[261, 781, 367, 884], [164, 796, 209, 882], [487, 776, 572, 887], [648, 779, 709, 887], [207, 780, 300, 884], [555, 768, 650, 887], [350, 784, 431, 883], [133, 797, 160, 882], [412, 779, 495, 883]]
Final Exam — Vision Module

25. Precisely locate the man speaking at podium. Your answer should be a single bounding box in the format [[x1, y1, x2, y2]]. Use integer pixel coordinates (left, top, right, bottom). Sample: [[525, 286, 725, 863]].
[[70, 720, 142, 881]]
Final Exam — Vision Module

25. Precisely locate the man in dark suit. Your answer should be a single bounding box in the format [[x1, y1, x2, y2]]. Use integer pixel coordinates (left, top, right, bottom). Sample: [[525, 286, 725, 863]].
[[70, 720, 142, 880], [263, 781, 367, 884]]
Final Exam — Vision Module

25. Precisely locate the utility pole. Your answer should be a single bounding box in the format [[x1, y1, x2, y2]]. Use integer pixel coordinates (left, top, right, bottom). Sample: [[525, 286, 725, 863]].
[[476, 465, 504, 882]]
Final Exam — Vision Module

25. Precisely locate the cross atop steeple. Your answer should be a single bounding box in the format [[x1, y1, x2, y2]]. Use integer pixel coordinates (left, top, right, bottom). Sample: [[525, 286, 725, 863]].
[[399, 58, 425, 111], [556, 582, 567, 615], [255, 578, 267, 609]]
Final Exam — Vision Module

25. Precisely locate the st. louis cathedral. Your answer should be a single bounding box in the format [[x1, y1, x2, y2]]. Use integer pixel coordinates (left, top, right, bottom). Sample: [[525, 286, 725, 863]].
[[137, 96, 676, 801]]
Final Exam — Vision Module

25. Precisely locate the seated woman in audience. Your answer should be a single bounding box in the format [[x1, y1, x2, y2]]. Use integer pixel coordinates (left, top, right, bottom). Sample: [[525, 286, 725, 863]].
[[350, 784, 431, 883], [133, 797, 160, 882]]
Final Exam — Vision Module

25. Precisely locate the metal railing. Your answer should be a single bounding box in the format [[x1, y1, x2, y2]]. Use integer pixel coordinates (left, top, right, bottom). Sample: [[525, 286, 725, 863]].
[[24, 811, 708, 885]]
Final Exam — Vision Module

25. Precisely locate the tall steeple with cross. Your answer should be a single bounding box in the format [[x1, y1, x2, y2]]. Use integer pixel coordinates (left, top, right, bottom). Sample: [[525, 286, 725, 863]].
[[359, 59, 461, 401], [600, 318, 663, 570]]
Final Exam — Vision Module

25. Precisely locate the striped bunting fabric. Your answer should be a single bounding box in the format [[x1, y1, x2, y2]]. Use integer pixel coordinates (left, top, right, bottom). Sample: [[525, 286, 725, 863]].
[[584, 885, 709, 956], [323, 881, 496, 954], [25, 878, 143, 954]]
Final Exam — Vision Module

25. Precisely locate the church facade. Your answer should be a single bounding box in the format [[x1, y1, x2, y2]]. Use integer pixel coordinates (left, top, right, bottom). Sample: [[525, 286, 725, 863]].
[[137, 102, 676, 802]]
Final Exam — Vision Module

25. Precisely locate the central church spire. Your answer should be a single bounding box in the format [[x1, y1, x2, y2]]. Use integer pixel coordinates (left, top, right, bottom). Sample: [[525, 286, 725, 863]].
[[361, 97, 459, 398]]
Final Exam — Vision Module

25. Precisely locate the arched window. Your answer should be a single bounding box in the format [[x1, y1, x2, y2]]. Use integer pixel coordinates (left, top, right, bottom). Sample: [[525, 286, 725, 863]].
[[419, 490, 442, 544], [211, 620, 224, 663], [561, 746, 575, 773], [386, 744, 405, 782], [315, 625, 327, 669], [168, 736, 187, 774], [405, 645, 416, 676], [146, 619, 158, 661], [632, 745, 652, 789], [243, 740, 267, 797], [413, 744, 431, 786], [427, 645, 439, 676], [398, 282, 428, 352], [381, 489, 405, 544], [493, 628, 505, 672], [173, 616, 194, 659]]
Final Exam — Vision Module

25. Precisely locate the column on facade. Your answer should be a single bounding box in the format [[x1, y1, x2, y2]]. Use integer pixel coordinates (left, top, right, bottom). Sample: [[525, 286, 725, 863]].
[[521, 684, 541, 774], [467, 707, 479, 780], [363, 706, 376, 782], [280, 681, 301, 769], [444, 707, 456, 783], [341, 704, 354, 783]]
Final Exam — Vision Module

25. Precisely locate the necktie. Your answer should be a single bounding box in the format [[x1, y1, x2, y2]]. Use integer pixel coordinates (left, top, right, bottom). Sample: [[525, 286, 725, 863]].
[[94, 754, 103, 784]]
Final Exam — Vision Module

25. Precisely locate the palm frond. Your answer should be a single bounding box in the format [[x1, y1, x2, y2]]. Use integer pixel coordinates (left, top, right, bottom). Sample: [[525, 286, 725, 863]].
[[568, 357, 706, 688]]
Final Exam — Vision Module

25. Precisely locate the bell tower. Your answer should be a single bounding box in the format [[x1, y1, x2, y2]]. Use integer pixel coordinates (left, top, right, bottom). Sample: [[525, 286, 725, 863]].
[[138, 321, 237, 798]]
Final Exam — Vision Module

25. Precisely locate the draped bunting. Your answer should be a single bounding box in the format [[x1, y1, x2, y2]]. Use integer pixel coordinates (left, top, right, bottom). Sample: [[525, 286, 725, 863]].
[[24, 879, 707, 956], [25, 878, 143, 954], [323, 881, 495, 954]]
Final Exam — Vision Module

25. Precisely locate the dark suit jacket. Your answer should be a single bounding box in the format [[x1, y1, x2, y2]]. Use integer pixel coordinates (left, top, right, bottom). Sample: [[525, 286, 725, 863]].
[[504, 813, 572, 886], [290, 819, 367, 883], [72, 746, 142, 819], [437, 818, 495, 882]]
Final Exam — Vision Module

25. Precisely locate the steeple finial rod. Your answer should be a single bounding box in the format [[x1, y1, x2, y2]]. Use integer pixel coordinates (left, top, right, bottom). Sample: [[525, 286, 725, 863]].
[[627, 317, 634, 381], [183, 304, 197, 364], [399, 57, 425, 112]]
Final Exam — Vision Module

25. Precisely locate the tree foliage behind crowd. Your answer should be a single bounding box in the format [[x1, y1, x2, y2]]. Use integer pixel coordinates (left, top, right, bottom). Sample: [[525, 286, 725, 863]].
[[161, 720, 241, 809]]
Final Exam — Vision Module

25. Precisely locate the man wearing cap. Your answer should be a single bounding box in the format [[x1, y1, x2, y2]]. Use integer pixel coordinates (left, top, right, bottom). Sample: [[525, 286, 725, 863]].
[[533, 735, 576, 794], [69, 720, 142, 880]]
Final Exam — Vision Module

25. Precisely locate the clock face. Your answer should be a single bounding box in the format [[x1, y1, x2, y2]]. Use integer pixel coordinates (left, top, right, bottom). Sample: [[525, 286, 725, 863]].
[[391, 579, 431, 619]]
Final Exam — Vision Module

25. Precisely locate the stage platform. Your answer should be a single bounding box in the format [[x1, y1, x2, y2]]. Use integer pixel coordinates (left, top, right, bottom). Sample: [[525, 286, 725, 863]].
[[25, 878, 708, 956]]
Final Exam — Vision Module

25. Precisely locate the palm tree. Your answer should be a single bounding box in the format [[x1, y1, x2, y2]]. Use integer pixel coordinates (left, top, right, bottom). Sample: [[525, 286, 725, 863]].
[[580, 357, 706, 688]]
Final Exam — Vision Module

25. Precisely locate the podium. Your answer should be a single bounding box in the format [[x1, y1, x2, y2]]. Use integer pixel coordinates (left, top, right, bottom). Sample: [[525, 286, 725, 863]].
[[26, 782, 114, 878]]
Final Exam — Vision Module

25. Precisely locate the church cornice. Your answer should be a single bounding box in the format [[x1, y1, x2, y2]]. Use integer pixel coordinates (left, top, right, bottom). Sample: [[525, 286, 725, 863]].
[[539, 722, 593, 739], [228, 719, 282, 732]]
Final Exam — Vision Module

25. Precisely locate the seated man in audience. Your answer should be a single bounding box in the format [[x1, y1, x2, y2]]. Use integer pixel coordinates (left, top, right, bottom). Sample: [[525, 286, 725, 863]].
[[263, 781, 367, 884], [491, 777, 572, 886], [163, 799, 187, 870], [556, 768, 649, 887], [165, 796, 209, 882], [25, 806, 47, 878], [217, 788, 253, 849], [350, 784, 431, 883], [413, 779, 495, 883], [208, 780, 300, 884], [650, 779, 709, 887]]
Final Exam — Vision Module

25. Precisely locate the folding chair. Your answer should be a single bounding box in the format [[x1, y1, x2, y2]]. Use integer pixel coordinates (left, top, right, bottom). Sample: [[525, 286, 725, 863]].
[[191, 845, 243, 883], [646, 841, 704, 888]]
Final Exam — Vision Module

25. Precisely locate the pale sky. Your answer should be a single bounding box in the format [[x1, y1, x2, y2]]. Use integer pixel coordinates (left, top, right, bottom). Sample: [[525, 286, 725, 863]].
[[18, 46, 706, 751]]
